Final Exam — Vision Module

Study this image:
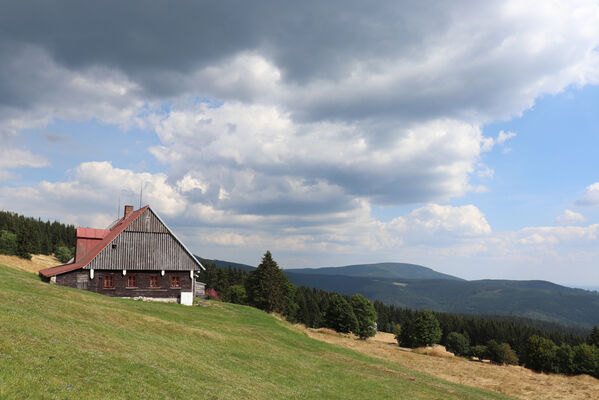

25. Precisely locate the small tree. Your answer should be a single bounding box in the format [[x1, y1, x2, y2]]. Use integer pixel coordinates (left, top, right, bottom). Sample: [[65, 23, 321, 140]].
[[350, 294, 377, 339], [556, 343, 574, 374], [55, 245, 74, 263], [325, 293, 358, 334], [524, 335, 557, 372], [401, 311, 442, 348], [446, 332, 470, 357], [487, 340, 518, 365]]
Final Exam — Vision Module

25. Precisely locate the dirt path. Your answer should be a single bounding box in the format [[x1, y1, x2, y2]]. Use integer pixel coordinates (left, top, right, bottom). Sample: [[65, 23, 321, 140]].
[[300, 328, 599, 400]]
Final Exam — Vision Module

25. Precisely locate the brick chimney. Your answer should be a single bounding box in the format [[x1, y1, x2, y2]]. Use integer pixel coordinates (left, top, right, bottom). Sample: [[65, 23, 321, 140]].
[[124, 205, 134, 218]]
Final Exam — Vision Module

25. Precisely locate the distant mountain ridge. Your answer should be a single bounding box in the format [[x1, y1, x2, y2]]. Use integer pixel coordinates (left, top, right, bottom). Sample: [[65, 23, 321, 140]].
[[195, 256, 599, 328], [288, 262, 464, 281]]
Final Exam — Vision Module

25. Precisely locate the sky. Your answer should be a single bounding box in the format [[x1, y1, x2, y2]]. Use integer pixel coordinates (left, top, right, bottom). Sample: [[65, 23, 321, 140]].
[[1, 1, 599, 286]]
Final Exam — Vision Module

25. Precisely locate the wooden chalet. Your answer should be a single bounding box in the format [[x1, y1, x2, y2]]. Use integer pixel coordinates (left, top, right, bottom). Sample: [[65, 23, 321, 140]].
[[39, 205, 204, 305]]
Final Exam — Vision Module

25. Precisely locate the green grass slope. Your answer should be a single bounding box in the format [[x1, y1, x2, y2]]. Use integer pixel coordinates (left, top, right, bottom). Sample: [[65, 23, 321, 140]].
[[0, 266, 509, 400]]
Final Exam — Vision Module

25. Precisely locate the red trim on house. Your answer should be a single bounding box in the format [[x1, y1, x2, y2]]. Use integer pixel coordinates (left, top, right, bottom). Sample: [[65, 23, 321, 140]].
[[39, 206, 150, 278]]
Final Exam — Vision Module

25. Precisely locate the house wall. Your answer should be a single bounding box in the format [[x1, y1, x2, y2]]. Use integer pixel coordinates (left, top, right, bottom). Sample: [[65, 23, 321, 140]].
[[55, 269, 192, 298], [85, 208, 199, 271]]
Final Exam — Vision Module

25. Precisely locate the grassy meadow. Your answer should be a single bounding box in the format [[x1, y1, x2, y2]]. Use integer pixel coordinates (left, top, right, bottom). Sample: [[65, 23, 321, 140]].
[[0, 265, 509, 400]]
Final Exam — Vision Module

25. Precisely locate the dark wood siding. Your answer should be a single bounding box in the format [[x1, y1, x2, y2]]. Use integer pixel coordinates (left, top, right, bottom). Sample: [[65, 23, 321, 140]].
[[56, 269, 192, 298], [125, 208, 168, 233], [85, 208, 199, 271]]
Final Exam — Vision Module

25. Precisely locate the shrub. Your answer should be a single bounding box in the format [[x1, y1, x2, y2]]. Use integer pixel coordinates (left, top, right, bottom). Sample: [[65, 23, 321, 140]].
[[55, 245, 74, 263], [446, 332, 470, 357], [229, 285, 247, 305], [487, 340, 518, 365], [471, 345, 488, 361], [572, 343, 599, 376], [205, 288, 220, 300], [524, 335, 557, 372]]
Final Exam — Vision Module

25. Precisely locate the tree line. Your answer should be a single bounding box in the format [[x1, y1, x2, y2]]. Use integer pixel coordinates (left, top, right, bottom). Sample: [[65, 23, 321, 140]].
[[200, 253, 599, 379], [0, 211, 76, 262]]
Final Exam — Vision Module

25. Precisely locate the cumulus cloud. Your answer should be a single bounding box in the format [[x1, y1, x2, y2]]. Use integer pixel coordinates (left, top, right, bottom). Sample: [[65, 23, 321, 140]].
[[554, 209, 586, 225], [1, 1, 599, 282], [0, 147, 48, 181], [576, 183, 599, 206]]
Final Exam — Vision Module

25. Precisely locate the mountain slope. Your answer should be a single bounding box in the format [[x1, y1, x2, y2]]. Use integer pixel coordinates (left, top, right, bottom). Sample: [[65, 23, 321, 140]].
[[196, 256, 256, 272], [284, 273, 599, 328], [289, 262, 463, 280], [0, 265, 506, 400]]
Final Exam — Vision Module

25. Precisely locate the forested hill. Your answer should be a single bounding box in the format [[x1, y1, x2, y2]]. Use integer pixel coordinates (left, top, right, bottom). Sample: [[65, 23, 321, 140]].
[[288, 262, 464, 280], [0, 210, 76, 261], [194, 256, 599, 328], [285, 272, 599, 328]]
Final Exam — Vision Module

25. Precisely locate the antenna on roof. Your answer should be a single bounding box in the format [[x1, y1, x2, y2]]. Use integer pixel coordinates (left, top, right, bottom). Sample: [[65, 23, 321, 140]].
[[117, 195, 121, 219], [139, 182, 143, 209]]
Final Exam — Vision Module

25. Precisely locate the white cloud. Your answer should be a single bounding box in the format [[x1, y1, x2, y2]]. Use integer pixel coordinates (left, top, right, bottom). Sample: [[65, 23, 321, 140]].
[[576, 182, 599, 206], [555, 209, 586, 225], [0, 147, 48, 181]]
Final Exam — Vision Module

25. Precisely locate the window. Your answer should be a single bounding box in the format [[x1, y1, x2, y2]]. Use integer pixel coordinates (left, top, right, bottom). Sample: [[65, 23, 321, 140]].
[[103, 275, 114, 289], [126, 275, 137, 288], [149, 275, 159, 288], [171, 276, 181, 288]]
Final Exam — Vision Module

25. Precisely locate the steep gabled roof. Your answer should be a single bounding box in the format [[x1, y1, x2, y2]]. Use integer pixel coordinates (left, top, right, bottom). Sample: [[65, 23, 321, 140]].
[[39, 206, 204, 277]]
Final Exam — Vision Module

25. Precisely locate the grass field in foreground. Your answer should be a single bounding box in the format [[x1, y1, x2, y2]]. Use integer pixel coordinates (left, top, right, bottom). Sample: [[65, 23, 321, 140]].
[[0, 265, 509, 400]]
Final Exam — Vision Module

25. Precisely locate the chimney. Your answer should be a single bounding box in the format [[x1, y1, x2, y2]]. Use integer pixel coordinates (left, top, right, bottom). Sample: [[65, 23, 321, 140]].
[[124, 205, 134, 218]]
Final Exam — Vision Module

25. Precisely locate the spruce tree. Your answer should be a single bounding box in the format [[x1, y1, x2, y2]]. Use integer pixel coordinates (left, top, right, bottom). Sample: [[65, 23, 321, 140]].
[[245, 251, 296, 315]]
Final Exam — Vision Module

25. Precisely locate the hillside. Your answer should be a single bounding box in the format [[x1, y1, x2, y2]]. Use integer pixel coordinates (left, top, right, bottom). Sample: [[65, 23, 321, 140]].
[[285, 273, 599, 328], [0, 265, 507, 400], [288, 262, 463, 280], [302, 330, 599, 400]]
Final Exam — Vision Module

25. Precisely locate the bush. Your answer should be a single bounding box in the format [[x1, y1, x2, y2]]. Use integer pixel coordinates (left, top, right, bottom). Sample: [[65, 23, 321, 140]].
[[556, 343, 574, 374], [446, 332, 470, 357], [471, 345, 488, 361], [572, 343, 598, 376], [400, 311, 442, 348], [205, 288, 220, 300], [350, 294, 377, 339], [487, 340, 518, 365], [55, 245, 74, 263], [229, 284, 247, 305], [524, 335, 557, 372]]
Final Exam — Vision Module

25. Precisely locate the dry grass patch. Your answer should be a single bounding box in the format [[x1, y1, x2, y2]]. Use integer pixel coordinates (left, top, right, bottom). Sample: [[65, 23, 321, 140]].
[[300, 329, 599, 400], [0, 253, 60, 274]]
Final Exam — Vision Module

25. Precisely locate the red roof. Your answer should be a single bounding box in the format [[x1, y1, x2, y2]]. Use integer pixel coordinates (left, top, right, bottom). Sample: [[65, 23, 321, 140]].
[[39, 206, 150, 278]]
